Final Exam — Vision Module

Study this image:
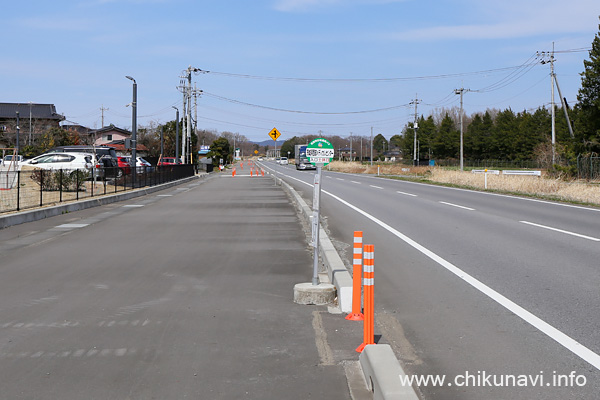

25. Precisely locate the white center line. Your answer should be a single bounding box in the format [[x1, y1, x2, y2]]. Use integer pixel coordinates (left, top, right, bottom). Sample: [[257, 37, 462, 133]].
[[351, 181, 361, 184], [336, 178, 345, 181], [520, 221, 600, 242], [369, 185, 384, 190], [122, 205, 144, 208], [439, 201, 475, 211], [397, 191, 417, 197]]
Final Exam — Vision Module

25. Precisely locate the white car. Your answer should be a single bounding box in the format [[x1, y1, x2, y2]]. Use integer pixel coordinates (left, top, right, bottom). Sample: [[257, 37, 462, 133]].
[[279, 157, 288, 165], [24, 152, 97, 173]]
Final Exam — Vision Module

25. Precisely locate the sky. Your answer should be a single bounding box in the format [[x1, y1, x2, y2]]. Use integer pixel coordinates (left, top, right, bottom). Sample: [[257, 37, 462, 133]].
[[3, 0, 599, 143]]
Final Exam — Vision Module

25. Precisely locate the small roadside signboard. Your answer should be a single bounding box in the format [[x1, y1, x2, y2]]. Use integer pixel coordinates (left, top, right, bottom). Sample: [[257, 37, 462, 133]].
[[306, 138, 334, 167], [306, 138, 334, 286]]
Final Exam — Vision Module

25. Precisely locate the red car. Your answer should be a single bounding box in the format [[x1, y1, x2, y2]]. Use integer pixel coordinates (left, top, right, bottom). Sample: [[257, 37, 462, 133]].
[[158, 157, 179, 166], [117, 156, 132, 176]]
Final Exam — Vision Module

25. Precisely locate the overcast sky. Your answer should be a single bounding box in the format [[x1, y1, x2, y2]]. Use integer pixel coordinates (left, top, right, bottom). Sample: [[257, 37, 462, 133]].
[[3, 0, 599, 142]]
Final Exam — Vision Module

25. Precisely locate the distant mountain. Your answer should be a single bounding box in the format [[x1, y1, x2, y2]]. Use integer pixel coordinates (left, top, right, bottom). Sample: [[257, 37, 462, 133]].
[[252, 139, 282, 147]]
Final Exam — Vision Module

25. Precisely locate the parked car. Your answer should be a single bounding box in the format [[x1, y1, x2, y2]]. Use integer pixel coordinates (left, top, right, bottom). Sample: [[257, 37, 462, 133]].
[[158, 157, 180, 166], [24, 152, 95, 173], [117, 156, 133, 177], [279, 157, 288, 165], [136, 157, 153, 172], [48, 146, 119, 178], [3, 155, 24, 163], [122, 156, 153, 173]]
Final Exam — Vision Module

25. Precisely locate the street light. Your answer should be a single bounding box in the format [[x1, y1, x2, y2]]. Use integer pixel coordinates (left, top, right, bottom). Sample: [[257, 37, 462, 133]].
[[172, 106, 179, 161], [126, 76, 137, 186]]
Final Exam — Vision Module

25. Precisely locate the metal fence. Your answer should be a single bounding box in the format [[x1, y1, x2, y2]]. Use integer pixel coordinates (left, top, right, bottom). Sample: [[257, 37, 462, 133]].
[[0, 164, 196, 214], [577, 156, 600, 181]]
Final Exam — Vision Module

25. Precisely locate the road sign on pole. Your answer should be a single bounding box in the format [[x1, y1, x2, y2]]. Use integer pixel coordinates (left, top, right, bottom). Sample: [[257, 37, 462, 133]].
[[306, 138, 334, 167], [268, 127, 281, 141], [307, 138, 334, 285]]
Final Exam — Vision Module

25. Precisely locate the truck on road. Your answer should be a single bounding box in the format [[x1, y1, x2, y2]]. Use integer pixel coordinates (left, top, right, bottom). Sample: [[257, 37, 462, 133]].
[[294, 144, 316, 170]]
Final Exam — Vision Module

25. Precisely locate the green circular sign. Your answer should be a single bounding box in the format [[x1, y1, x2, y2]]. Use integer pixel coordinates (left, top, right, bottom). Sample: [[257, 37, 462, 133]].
[[306, 138, 334, 166]]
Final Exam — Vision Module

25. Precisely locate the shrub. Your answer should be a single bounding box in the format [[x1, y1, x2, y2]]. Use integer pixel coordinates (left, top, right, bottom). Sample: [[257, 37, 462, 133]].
[[30, 169, 89, 192]]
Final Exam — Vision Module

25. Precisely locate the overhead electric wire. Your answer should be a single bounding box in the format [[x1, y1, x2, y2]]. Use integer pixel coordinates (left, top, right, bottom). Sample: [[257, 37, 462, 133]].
[[203, 92, 411, 114], [206, 65, 531, 83], [472, 54, 542, 93], [199, 104, 408, 128]]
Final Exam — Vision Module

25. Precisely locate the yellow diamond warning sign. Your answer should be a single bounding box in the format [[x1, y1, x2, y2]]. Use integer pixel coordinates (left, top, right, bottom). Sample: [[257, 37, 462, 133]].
[[268, 127, 281, 141]]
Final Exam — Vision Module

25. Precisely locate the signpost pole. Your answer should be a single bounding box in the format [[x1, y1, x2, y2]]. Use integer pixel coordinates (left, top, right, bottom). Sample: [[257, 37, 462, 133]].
[[312, 165, 322, 285]]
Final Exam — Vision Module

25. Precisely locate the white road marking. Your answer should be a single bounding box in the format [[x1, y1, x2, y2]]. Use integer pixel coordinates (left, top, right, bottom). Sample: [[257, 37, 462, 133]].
[[369, 185, 384, 189], [157, 194, 173, 197], [439, 201, 475, 211], [336, 178, 345, 181], [55, 223, 89, 229], [122, 205, 144, 208], [351, 181, 361, 184], [319, 189, 600, 372], [397, 191, 417, 197], [520, 221, 600, 242]]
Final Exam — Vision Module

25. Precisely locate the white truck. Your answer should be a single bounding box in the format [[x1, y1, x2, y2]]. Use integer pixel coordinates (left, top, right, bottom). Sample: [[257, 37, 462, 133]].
[[294, 144, 316, 170]]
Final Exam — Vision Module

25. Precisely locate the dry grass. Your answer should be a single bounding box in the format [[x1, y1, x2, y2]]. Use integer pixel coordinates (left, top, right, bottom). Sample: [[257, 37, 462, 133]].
[[326, 161, 600, 206]]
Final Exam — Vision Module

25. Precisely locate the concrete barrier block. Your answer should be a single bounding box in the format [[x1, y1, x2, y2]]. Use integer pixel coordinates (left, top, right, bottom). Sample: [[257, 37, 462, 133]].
[[359, 344, 419, 400]]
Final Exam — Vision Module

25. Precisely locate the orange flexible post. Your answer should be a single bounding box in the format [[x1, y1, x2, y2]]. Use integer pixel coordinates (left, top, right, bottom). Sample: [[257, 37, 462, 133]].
[[356, 244, 375, 352], [346, 231, 364, 321]]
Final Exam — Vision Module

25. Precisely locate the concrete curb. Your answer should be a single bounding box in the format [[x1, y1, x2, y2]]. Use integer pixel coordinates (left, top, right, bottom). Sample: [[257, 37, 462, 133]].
[[360, 345, 419, 400], [275, 174, 421, 400], [0, 175, 206, 230], [275, 176, 353, 313]]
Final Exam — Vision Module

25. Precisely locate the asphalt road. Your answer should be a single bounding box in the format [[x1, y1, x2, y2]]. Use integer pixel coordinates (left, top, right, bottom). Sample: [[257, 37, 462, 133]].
[[262, 160, 600, 400], [0, 174, 357, 400]]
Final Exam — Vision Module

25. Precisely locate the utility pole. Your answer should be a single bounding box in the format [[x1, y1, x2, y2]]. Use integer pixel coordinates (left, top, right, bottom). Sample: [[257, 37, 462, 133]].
[[409, 95, 421, 166], [177, 66, 207, 164], [100, 105, 109, 128], [370, 127, 373, 166], [454, 87, 470, 171], [538, 44, 574, 166], [349, 132, 353, 162]]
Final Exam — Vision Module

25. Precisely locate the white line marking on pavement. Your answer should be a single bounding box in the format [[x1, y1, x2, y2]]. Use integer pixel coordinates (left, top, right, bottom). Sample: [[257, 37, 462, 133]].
[[397, 191, 417, 197], [520, 221, 600, 242], [157, 194, 173, 197], [439, 201, 475, 211], [369, 185, 384, 189], [336, 178, 345, 181], [122, 205, 144, 208], [55, 224, 89, 229], [321, 190, 600, 372], [351, 181, 361, 184]]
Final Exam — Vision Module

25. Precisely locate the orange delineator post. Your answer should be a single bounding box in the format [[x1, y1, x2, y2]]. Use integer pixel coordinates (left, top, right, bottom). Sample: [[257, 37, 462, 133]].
[[346, 231, 364, 321], [356, 244, 375, 352], [250, 168, 253, 177], [261, 168, 265, 177]]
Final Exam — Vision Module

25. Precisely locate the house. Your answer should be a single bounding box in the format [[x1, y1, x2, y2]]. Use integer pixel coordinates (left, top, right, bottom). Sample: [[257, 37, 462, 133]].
[[0, 103, 65, 147], [104, 140, 149, 157], [90, 125, 133, 146], [338, 147, 357, 161]]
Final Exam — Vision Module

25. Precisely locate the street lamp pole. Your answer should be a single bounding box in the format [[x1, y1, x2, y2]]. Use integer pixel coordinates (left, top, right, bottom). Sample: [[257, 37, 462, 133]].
[[15, 111, 20, 155], [126, 76, 137, 186], [172, 106, 179, 160]]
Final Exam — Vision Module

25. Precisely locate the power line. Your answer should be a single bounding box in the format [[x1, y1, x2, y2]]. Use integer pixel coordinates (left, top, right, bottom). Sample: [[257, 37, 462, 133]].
[[203, 92, 411, 114]]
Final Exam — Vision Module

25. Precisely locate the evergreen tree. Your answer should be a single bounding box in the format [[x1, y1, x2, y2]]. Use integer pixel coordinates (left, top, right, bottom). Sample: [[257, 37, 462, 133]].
[[574, 17, 600, 153], [432, 113, 459, 159]]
